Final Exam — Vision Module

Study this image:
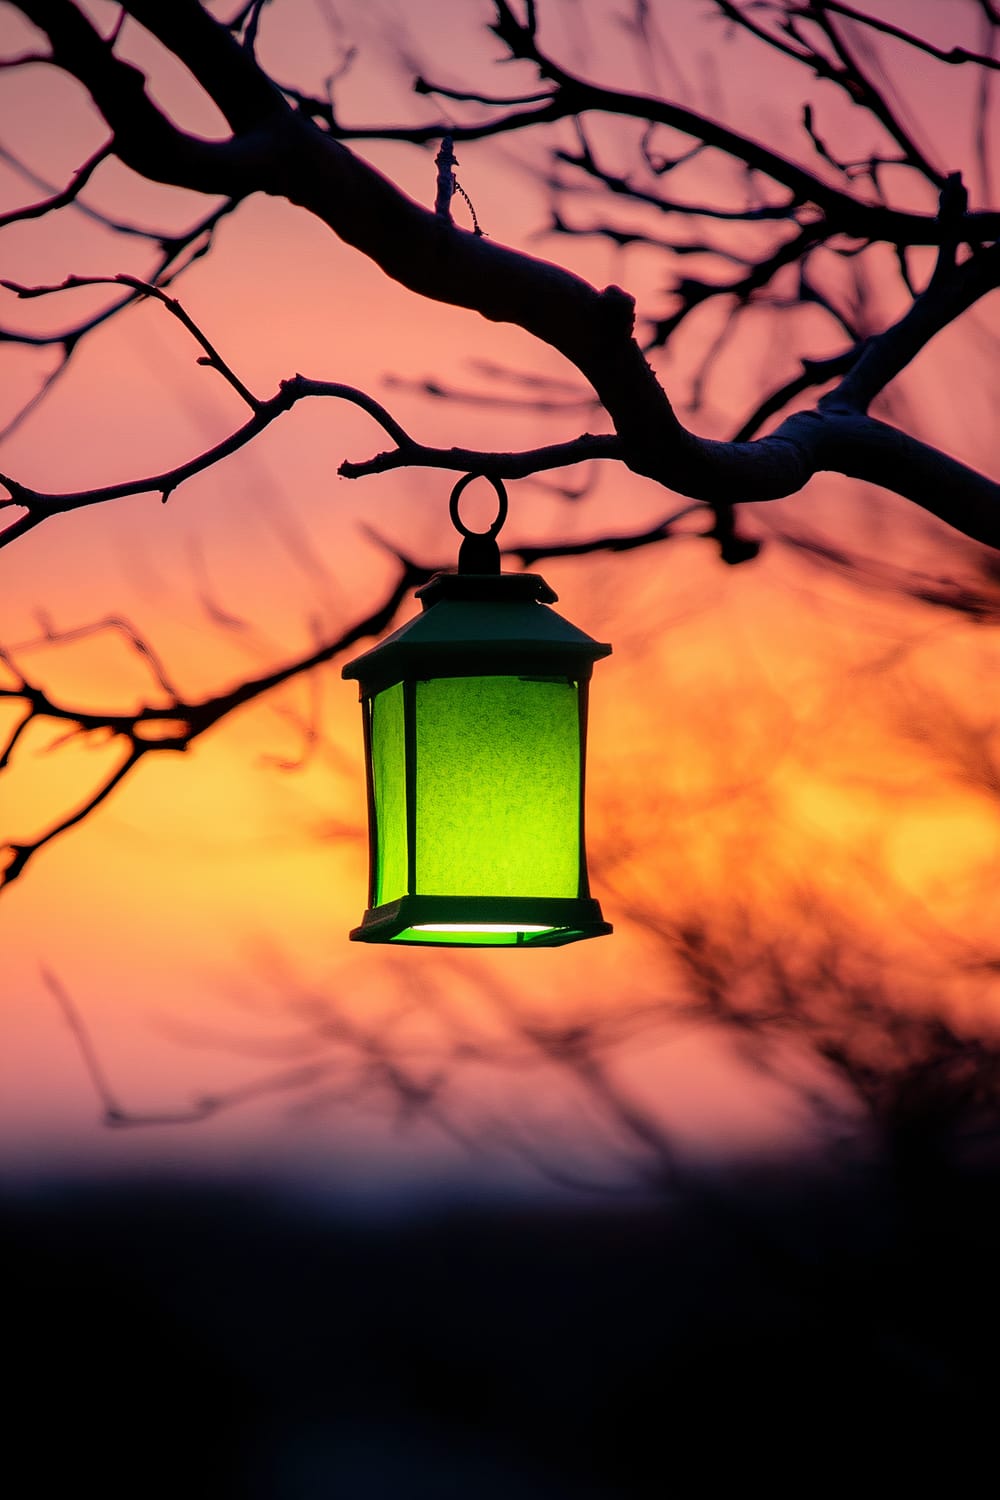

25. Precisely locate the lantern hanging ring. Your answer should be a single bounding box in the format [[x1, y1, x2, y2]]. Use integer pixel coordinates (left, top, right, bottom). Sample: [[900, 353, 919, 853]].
[[449, 473, 507, 574], [449, 472, 508, 539]]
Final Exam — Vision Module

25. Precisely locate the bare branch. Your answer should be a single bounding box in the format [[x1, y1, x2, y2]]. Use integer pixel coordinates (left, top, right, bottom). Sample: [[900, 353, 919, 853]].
[[9, 0, 286, 194], [13, 612, 180, 697], [0, 139, 113, 230], [339, 433, 621, 481], [828, 227, 1000, 413], [809, 1, 945, 186], [240, 0, 268, 57], [2, 2, 997, 556], [2, 217, 997, 555], [482, 2, 1000, 241], [647, 224, 828, 349], [0, 140, 165, 243], [3, 743, 143, 889], [0, 564, 427, 890], [797, 1, 1000, 72], [0, 193, 242, 436], [0, 389, 284, 542], [0, 273, 616, 546], [508, 506, 705, 567], [552, 143, 802, 225], [732, 349, 858, 441], [44, 968, 127, 1122], [413, 76, 555, 108], [382, 370, 597, 413], [3, 272, 260, 409], [47, 959, 347, 1126], [14, 0, 1000, 260]]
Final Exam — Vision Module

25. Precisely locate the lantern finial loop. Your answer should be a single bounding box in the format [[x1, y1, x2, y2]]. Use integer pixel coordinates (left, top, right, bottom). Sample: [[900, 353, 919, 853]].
[[449, 472, 508, 574]]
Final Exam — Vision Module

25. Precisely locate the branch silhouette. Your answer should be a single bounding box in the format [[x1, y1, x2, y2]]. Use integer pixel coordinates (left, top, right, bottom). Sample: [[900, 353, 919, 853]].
[[1, 0, 996, 553], [0, 561, 428, 889]]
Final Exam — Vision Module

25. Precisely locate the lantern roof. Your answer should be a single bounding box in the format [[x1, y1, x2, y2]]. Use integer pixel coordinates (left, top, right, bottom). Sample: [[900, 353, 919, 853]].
[[342, 571, 612, 695]]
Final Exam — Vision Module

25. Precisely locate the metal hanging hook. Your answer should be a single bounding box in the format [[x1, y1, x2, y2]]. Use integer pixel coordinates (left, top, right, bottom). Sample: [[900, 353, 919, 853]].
[[449, 473, 508, 574]]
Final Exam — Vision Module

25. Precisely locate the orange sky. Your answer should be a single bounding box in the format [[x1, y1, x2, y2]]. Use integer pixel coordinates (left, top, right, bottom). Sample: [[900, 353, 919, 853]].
[[1, 0, 998, 1195]]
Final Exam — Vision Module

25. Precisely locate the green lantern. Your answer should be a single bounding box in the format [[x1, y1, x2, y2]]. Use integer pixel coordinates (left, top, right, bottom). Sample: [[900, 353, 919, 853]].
[[342, 475, 612, 947]]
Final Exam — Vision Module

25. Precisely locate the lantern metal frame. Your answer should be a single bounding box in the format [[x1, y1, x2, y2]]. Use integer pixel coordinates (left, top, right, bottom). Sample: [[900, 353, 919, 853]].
[[342, 476, 612, 948]]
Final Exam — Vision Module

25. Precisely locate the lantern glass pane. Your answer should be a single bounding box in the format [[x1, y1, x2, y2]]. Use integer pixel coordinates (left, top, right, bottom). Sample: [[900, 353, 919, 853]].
[[370, 682, 408, 905], [414, 675, 580, 897]]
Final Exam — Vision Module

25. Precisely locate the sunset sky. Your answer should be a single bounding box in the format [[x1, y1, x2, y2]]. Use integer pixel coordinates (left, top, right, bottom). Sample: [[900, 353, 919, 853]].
[[1, 0, 998, 1199]]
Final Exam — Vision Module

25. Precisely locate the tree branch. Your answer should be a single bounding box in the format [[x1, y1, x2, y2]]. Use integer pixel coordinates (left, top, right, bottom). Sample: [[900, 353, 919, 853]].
[[0, 191, 241, 438], [0, 139, 113, 230], [10, 0, 286, 195], [339, 434, 621, 481], [827, 237, 1000, 413], [4, 3, 998, 553], [0, 564, 427, 890], [484, 0, 1000, 242], [795, 1, 1000, 72], [3, 272, 261, 409], [0, 325, 618, 547]]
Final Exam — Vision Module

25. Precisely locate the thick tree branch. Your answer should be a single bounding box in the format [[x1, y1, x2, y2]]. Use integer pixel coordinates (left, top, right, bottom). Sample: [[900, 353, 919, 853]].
[[11, 0, 285, 195], [3, 201, 997, 550], [22, 0, 981, 251], [777, 408, 1000, 547], [121, 0, 287, 134], [3, 3, 998, 552]]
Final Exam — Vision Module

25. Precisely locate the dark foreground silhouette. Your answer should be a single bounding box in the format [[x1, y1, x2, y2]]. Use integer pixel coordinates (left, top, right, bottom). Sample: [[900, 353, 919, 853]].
[[6, 1157, 999, 1497]]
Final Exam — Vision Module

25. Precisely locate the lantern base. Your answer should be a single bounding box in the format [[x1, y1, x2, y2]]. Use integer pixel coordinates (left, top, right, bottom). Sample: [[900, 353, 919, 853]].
[[350, 895, 612, 947]]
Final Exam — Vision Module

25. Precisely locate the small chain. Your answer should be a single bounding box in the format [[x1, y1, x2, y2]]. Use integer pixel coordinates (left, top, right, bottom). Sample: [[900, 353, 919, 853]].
[[453, 179, 485, 238]]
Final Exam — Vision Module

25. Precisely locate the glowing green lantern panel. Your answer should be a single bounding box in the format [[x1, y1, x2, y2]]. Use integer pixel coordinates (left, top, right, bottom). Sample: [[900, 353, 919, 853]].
[[414, 675, 580, 897], [370, 681, 408, 906], [369, 675, 582, 943]]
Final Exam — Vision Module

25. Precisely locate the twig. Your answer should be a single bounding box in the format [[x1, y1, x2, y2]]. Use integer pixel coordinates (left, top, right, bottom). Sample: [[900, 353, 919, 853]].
[[2, 273, 260, 410], [0, 565, 426, 891], [0, 139, 113, 230], [797, 1, 1000, 71]]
